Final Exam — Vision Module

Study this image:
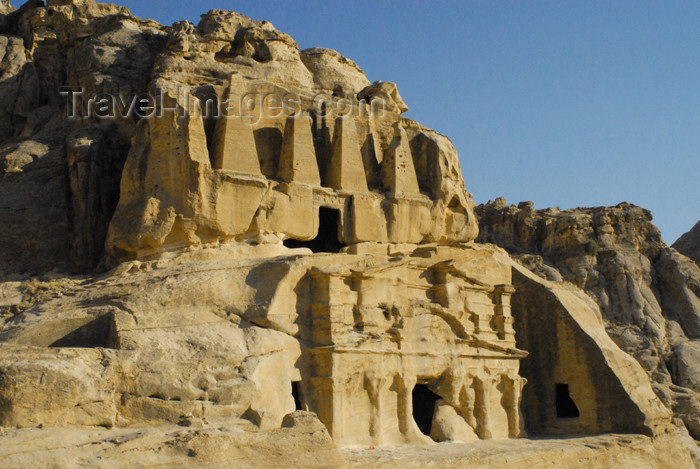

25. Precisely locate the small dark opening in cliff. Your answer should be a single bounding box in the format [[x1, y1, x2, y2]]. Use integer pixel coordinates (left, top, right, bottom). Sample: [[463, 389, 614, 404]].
[[253, 44, 272, 63], [412, 384, 440, 437], [555, 383, 580, 418], [284, 207, 344, 253], [49, 314, 114, 348], [214, 43, 235, 62], [292, 381, 303, 410]]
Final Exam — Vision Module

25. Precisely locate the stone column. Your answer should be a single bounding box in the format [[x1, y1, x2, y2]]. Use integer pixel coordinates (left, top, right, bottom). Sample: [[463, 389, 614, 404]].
[[332, 376, 345, 441], [493, 285, 516, 342], [397, 375, 417, 436], [504, 374, 527, 438], [473, 374, 493, 439], [308, 375, 345, 441], [459, 376, 477, 430], [365, 372, 387, 442]]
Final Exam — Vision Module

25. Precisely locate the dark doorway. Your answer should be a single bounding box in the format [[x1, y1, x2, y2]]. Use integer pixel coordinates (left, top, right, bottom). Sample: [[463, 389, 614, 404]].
[[412, 383, 440, 436], [555, 383, 580, 418], [291, 381, 303, 411], [284, 207, 345, 253]]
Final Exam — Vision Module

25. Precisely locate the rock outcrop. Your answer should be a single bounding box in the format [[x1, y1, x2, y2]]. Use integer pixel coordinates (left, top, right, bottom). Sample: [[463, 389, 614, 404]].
[[674, 220, 700, 267], [476, 200, 700, 439], [0, 242, 677, 447], [0, 1, 695, 467], [0, 0, 163, 274], [104, 11, 478, 263]]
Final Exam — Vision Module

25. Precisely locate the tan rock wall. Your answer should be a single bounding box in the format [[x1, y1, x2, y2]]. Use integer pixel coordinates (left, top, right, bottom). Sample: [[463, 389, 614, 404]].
[[0, 3, 693, 466], [476, 200, 700, 438], [104, 81, 479, 263], [511, 265, 671, 436]]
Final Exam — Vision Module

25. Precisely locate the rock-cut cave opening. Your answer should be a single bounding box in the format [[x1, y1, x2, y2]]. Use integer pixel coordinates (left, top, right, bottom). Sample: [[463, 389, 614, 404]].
[[291, 381, 303, 411], [412, 383, 441, 437], [555, 383, 580, 418], [284, 207, 345, 253]]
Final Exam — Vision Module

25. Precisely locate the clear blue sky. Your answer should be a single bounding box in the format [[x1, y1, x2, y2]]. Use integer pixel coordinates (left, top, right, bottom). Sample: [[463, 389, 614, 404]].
[[117, 0, 699, 244]]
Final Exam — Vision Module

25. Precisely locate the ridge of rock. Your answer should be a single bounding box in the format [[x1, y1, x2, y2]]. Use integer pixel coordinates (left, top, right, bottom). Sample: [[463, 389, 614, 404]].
[[674, 220, 700, 267], [476, 199, 700, 439], [0, 2, 696, 467]]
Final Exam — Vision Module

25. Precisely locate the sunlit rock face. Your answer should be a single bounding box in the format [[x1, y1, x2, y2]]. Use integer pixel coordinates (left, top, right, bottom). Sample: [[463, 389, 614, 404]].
[[477, 200, 700, 439], [0, 1, 694, 467], [104, 25, 480, 263]]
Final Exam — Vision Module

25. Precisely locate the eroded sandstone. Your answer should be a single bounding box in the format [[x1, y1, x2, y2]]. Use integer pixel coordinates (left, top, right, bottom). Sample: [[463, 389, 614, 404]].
[[476, 200, 700, 441], [0, 1, 696, 467]]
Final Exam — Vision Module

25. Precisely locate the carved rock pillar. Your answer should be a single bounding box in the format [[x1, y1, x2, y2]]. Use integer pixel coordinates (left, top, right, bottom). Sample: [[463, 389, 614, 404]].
[[365, 372, 387, 442], [310, 375, 346, 441], [459, 376, 477, 430], [397, 374, 417, 436], [493, 285, 516, 342], [504, 374, 527, 438], [473, 373, 493, 439]]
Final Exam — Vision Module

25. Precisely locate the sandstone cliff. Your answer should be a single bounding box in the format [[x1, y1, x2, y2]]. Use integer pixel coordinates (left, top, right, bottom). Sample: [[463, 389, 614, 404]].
[[0, 1, 696, 467], [0, 0, 163, 273], [0, 0, 477, 275], [476, 199, 700, 439]]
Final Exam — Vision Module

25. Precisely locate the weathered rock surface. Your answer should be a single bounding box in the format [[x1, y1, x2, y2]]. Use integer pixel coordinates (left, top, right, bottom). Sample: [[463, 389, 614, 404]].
[[0, 0, 478, 274], [0, 243, 673, 444], [0, 0, 696, 467], [0, 0, 162, 274], [343, 430, 695, 469], [300, 47, 371, 93], [675, 220, 700, 267], [105, 36, 478, 262], [0, 415, 347, 468], [0, 422, 693, 469], [476, 199, 700, 440], [0, 241, 691, 466]]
